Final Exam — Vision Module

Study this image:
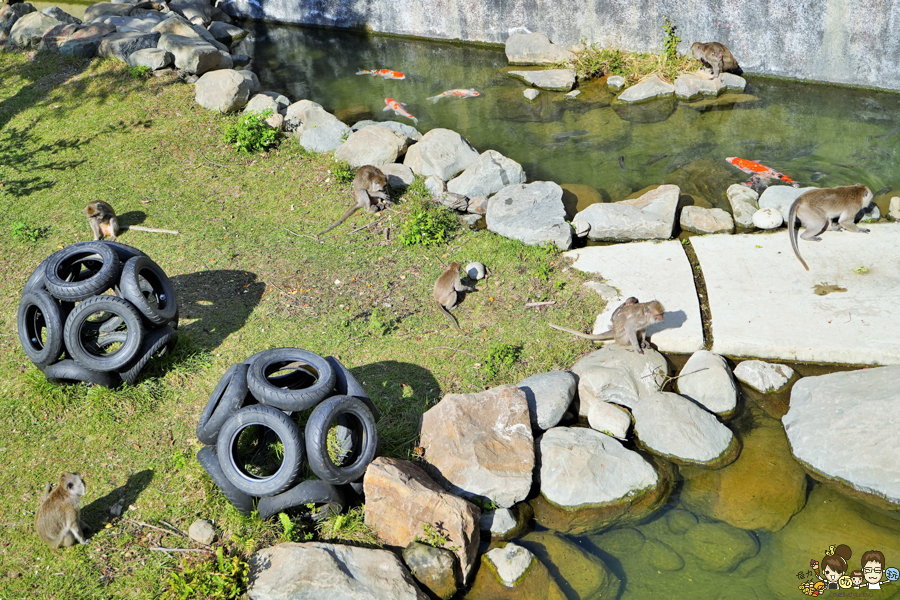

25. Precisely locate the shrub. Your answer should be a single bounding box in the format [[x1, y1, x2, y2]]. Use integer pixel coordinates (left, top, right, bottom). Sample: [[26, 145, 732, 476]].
[[397, 180, 458, 246], [329, 159, 355, 184], [12, 221, 49, 242], [483, 343, 523, 379], [223, 108, 279, 153], [129, 65, 152, 79]]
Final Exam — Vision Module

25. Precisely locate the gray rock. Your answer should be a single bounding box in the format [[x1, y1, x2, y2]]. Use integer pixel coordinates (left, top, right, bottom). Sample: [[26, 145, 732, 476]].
[[351, 119, 422, 144], [680, 206, 734, 234], [58, 24, 113, 57], [726, 183, 759, 228], [683, 522, 758, 572], [508, 68, 576, 92], [284, 100, 349, 153], [889, 196, 900, 221], [464, 261, 485, 280], [675, 351, 738, 415], [94, 14, 162, 32], [402, 542, 459, 600], [733, 360, 795, 393], [38, 22, 78, 50], [564, 90, 581, 99], [188, 519, 216, 545], [480, 507, 516, 535], [169, 0, 212, 25], [758, 185, 818, 222], [424, 175, 445, 199], [505, 32, 575, 65], [574, 184, 679, 241], [607, 75, 625, 91], [239, 69, 259, 95], [752, 207, 783, 229], [403, 128, 479, 181], [194, 68, 250, 113], [523, 88, 540, 101], [674, 72, 721, 100], [569, 345, 668, 415], [572, 219, 590, 237], [152, 12, 227, 51], [41, 7, 80, 24], [446, 150, 525, 199], [435, 192, 468, 212], [783, 366, 900, 505], [0, 3, 35, 45], [633, 391, 737, 467], [379, 163, 414, 191], [587, 401, 632, 439], [486, 181, 572, 250], [207, 20, 245, 45], [231, 53, 251, 68], [127, 47, 173, 69], [334, 125, 408, 168], [582, 281, 619, 301], [97, 30, 160, 61], [83, 2, 133, 21], [260, 91, 289, 110], [718, 72, 747, 92], [516, 370, 576, 430], [466, 195, 488, 215], [484, 543, 535, 586], [10, 11, 61, 48], [617, 75, 675, 103], [460, 214, 483, 228], [244, 92, 278, 115], [248, 542, 428, 600], [157, 33, 228, 74]]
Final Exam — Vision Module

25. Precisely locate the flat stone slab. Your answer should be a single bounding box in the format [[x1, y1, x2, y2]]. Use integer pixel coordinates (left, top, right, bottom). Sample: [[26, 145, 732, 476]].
[[507, 69, 575, 91], [563, 241, 704, 353], [691, 224, 900, 365]]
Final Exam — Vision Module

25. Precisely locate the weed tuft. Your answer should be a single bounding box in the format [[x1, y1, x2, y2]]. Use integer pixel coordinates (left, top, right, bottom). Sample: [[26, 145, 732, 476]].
[[12, 221, 50, 242], [329, 159, 355, 184], [397, 180, 458, 246], [223, 109, 279, 153], [316, 506, 380, 547], [163, 547, 249, 600], [483, 343, 523, 379], [129, 65, 152, 79], [661, 17, 681, 60]]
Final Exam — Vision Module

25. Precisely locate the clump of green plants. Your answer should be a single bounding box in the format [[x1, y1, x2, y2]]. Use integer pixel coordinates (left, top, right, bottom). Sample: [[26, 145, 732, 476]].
[[483, 343, 523, 379], [316, 506, 380, 547], [661, 16, 681, 60], [12, 221, 50, 242], [163, 547, 249, 600], [415, 522, 459, 552], [329, 159, 355, 184], [223, 108, 279, 153], [397, 180, 458, 246], [129, 65, 152, 79]]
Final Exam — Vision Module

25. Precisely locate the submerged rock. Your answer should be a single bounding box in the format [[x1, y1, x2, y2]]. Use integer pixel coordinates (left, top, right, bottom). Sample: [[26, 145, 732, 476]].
[[680, 206, 735, 234], [468, 543, 566, 600], [726, 183, 759, 228], [404, 128, 479, 181], [569, 345, 668, 415], [486, 181, 572, 250], [194, 69, 250, 113], [644, 539, 684, 571], [508, 69, 576, 92], [516, 370, 575, 431], [505, 32, 575, 65], [682, 522, 759, 572], [517, 530, 621, 600], [402, 542, 459, 600], [676, 350, 738, 416], [334, 125, 407, 168], [523, 88, 540, 101], [617, 75, 675, 103], [733, 360, 795, 393], [479, 504, 532, 541], [447, 149, 525, 199]]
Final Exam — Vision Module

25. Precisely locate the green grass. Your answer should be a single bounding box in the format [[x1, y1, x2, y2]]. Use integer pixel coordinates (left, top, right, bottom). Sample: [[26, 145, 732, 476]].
[[0, 49, 603, 599]]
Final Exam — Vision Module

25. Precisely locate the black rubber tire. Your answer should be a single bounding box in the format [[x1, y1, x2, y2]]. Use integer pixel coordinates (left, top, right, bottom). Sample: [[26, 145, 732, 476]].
[[196, 445, 255, 515], [22, 256, 52, 295], [64, 296, 144, 371], [305, 395, 379, 485], [257, 480, 345, 521], [216, 404, 304, 497], [247, 348, 336, 411], [44, 243, 121, 302], [120, 256, 177, 326], [44, 359, 121, 387], [17, 290, 67, 370], [325, 355, 381, 422], [104, 241, 147, 262], [119, 325, 178, 386], [197, 363, 251, 445]]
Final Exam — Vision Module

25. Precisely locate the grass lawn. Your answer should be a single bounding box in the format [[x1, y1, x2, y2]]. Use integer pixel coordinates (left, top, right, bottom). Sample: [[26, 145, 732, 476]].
[[0, 50, 604, 598]]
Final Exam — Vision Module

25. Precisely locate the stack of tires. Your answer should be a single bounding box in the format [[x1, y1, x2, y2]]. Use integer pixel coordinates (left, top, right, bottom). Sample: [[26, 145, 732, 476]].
[[17, 241, 178, 388], [196, 349, 380, 519]]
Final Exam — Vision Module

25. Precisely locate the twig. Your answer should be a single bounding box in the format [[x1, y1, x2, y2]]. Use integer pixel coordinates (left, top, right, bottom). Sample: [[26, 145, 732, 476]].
[[430, 346, 476, 358], [347, 219, 381, 235], [149, 547, 209, 553], [201, 154, 228, 169], [159, 520, 187, 538], [525, 301, 556, 308], [125, 518, 184, 537], [282, 227, 321, 242]]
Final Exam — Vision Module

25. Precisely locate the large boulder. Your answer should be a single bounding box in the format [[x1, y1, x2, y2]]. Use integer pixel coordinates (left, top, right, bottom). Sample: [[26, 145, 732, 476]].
[[486, 181, 572, 250], [403, 128, 479, 181], [363, 457, 480, 584], [419, 385, 534, 509], [41, 7, 80, 25], [57, 23, 114, 57], [248, 542, 428, 600], [380, 163, 415, 192], [569, 345, 668, 416], [284, 99, 350, 153], [169, 0, 212, 25], [334, 125, 408, 168], [587, 401, 632, 439], [98, 31, 160, 62], [207, 20, 246, 46], [574, 184, 679, 241], [9, 11, 61, 49], [505, 32, 575, 65], [617, 75, 675, 103], [157, 32, 230, 75], [152, 12, 227, 51], [127, 47, 173, 70], [39, 22, 78, 50], [758, 185, 817, 222], [508, 69, 576, 92], [675, 350, 738, 416], [83, 2, 133, 21], [467, 543, 566, 600], [243, 93, 282, 129], [194, 69, 250, 113], [351, 119, 421, 144], [446, 149, 525, 199], [0, 3, 35, 45], [516, 370, 575, 431]]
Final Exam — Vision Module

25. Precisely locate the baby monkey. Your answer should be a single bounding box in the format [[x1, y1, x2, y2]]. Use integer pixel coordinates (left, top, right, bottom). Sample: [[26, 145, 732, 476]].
[[35, 472, 89, 549], [433, 261, 474, 331], [550, 297, 665, 354], [318, 165, 390, 236], [85, 201, 179, 240], [788, 185, 874, 270], [691, 42, 741, 79]]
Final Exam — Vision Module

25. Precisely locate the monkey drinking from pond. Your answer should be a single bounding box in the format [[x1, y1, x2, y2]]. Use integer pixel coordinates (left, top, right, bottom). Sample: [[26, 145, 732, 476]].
[[691, 42, 742, 79], [550, 298, 664, 354], [85, 201, 179, 241], [318, 165, 390, 236], [433, 261, 474, 331], [35, 473, 89, 549], [788, 185, 874, 271]]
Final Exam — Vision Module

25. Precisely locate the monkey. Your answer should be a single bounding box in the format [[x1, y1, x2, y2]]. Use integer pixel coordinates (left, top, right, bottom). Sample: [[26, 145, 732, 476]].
[[550, 298, 664, 354], [317, 165, 390, 236], [787, 185, 874, 271], [433, 261, 474, 331], [690, 42, 742, 79], [85, 201, 179, 241], [35, 473, 89, 549]]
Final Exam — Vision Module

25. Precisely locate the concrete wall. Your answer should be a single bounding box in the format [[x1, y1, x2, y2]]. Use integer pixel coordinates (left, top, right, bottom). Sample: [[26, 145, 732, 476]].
[[220, 0, 900, 91]]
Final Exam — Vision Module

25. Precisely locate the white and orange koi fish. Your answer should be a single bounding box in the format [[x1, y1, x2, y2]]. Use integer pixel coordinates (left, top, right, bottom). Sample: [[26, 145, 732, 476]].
[[357, 68, 406, 80], [426, 88, 481, 103], [383, 98, 417, 125]]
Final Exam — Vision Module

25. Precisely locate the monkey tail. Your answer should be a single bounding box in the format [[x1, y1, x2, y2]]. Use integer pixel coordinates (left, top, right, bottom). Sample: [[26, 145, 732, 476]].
[[317, 205, 360, 236], [124, 225, 180, 235], [549, 323, 614, 341], [787, 198, 810, 271], [436, 301, 461, 331]]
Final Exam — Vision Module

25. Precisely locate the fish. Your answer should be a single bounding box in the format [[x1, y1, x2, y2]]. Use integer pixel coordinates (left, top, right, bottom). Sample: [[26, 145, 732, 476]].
[[426, 89, 480, 103], [357, 69, 406, 80], [644, 153, 668, 167], [383, 98, 417, 125], [551, 130, 588, 141], [618, 156, 626, 171], [726, 156, 798, 187]]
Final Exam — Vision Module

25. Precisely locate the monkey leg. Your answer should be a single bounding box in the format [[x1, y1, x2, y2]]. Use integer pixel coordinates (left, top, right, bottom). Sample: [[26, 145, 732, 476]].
[[625, 330, 643, 354], [837, 213, 869, 233], [797, 206, 829, 241]]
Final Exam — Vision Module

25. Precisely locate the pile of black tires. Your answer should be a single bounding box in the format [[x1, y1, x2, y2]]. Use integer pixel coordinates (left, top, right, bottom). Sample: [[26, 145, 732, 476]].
[[17, 241, 178, 388], [196, 349, 380, 520]]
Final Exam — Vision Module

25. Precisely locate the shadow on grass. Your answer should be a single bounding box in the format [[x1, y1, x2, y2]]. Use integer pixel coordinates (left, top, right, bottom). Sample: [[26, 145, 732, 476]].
[[0, 119, 88, 196], [83, 468, 154, 530]]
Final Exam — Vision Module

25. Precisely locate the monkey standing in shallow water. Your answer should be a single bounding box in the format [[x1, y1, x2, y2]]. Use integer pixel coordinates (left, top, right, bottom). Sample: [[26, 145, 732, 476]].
[[85, 201, 179, 241], [433, 262, 474, 331], [318, 165, 390, 236], [788, 185, 874, 270], [690, 42, 742, 79], [35, 473, 89, 549], [550, 298, 665, 354]]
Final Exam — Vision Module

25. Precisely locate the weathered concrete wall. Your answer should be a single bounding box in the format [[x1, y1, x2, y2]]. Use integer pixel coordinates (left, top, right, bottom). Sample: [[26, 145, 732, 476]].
[[220, 0, 900, 91]]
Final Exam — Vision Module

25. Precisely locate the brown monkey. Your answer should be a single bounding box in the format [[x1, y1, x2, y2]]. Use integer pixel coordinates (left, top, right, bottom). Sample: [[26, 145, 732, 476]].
[[690, 42, 741, 79], [433, 262, 474, 331], [35, 473, 89, 549], [550, 298, 665, 354], [85, 201, 179, 241], [318, 165, 390, 236], [788, 185, 874, 271]]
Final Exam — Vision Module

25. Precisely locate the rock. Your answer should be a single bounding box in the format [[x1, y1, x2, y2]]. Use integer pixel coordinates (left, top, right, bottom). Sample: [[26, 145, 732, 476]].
[[170, 0, 212, 25], [127, 47, 173, 70], [572, 219, 590, 237], [508, 69, 576, 92], [97, 30, 160, 61], [889, 196, 900, 220], [402, 542, 458, 600], [248, 542, 428, 600], [733, 360, 795, 393], [157, 33, 229, 75], [447, 150, 525, 200], [486, 181, 572, 250], [423, 175, 444, 199], [523, 88, 540, 101], [231, 53, 250, 68], [674, 72, 722, 100], [633, 392, 739, 467], [516, 370, 576, 430], [666, 508, 698, 534], [260, 91, 289, 110], [464, 261, 485, 280], [570, 345, 668, 415], [83, 2, 132, 21], [38, 22, 78, 50], [460, 214, 483, 228], [617, 75, 675, 103], [683, 522, 759, 572], [243, 93, 282, 128], [403, 128, 479, 181], [718, 72, 747, 92], [582, 281, 619, 300], [752, 207, 783, 229], [782, 366, 900, 508], [466, 196, 488, 215], [0, 3, 35, 45], [574, 184, 679, 241], [93, 15, 161, 33], [467, 543, 566, 600], [363, 457, 480, 584], [334, 125, 407, 168], [380, 163, 414, 191], [505, 32, 575, 65], [607, 75, 625, 91], [517, 530, 621, 600], [41, 6, 79, 24], [726, 183, 759, 227], [207, 20, 245, 45], [284, 100, 350, 153], [758, 185, 818, 222], [152, 12, 227, 51], [435, 192, 468, 212], [479, 505, 531, 540], [645, 539, 684, 571], [194, 69, 250, 113], [239, 69, 258, 95], [675, 351, 738, 415], [420, 385, 534, 509], [564, 90, 581, 99], [10, 11, 61, 48], [587, 401, 631, 439], [58, 23, 113, 57], [188, 519, 216, 545], [680, 206, 735, 234], [351, 119, 421, 144]]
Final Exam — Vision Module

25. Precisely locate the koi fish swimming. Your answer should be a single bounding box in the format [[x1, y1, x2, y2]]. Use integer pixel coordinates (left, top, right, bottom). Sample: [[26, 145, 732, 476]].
[[726, 157, 799, 187], [426, 89, 481, 103], [384, 98, 417, 125], [357, 69, 405, 80]]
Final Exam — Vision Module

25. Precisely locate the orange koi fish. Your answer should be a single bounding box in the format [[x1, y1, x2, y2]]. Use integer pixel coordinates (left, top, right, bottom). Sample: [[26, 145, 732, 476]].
[[426, 88, 481, 103], [383, 98, 417, 125], [726, 156, 799, 187], [356, 68, 406, 80]]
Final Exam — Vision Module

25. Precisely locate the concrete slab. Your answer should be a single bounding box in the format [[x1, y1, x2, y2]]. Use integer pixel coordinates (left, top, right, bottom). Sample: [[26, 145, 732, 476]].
[[691, 224, 900, 365], [563, 241, 704, 353]]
